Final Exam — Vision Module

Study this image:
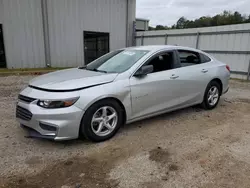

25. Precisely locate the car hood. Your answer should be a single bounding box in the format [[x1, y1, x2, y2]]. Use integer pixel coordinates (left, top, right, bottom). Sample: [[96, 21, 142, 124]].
[[29, 68, 118, 91]]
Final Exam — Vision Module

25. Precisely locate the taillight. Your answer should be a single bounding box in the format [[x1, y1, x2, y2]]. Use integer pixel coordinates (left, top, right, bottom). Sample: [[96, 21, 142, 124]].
[[226, 65, 230, 72]]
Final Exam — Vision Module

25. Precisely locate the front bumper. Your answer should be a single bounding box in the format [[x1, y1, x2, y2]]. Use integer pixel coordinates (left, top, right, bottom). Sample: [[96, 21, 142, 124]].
[[223, 87, 229, 94], [16, 100, 84, 141]]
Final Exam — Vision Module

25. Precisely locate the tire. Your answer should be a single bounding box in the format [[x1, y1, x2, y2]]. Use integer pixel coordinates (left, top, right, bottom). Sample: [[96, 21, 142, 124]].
[[80, 99, 124, 142], [201, 81, 221, 110]]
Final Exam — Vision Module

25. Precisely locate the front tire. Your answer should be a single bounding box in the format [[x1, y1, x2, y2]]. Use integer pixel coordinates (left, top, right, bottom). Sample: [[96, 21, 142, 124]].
[[202, 81, 221, 110], [80, 99, 124, 142]]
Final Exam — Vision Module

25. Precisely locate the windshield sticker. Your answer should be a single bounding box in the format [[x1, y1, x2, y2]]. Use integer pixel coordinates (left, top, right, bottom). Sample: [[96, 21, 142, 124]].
[[123, 51, 136, 56]]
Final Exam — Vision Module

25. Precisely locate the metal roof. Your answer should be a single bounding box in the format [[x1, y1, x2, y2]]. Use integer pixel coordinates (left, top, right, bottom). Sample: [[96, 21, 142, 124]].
[[136, 18, 150, 22], [128, 45, 205, 53]]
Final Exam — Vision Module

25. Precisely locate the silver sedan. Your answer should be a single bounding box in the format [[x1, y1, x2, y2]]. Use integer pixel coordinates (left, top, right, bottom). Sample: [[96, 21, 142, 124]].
[[16, 45, 230, 142]]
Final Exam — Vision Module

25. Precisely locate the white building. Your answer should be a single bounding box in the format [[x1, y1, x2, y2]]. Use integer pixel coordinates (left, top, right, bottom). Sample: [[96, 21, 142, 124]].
[[136, 18, 149, 31], [0, 0, 136, 68]]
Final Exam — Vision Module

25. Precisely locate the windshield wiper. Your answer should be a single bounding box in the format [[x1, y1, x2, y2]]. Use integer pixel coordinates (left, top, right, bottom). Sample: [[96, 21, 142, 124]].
[[85, 68, 107, 73], [79, 66, 107, 73], [78, 66, 87, 69], [92, 69, 107, 73]]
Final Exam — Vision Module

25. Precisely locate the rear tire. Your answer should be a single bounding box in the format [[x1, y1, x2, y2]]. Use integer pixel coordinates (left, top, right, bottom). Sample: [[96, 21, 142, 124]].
[[201, 81, 221, 110], [80, 99, 124, 142]]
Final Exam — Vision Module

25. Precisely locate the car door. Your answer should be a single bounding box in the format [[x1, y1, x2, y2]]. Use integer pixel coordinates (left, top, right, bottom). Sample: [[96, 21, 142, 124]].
[[174, 49, 212, 106], [129, 50, 182, 119]]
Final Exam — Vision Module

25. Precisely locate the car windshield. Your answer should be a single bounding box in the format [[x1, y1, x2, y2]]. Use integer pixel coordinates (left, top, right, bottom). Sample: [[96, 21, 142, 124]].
[[86, 49, 149, 73]]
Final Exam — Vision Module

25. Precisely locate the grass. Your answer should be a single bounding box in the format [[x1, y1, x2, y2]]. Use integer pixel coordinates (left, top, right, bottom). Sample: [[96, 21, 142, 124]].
[[0, 67, 70, 72], [0, 67, 72, 76]]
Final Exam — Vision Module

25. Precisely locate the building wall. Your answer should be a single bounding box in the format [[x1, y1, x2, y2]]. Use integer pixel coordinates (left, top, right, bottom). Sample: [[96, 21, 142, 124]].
[[1, 0, 135, 68], [0, 0, 3, 23], [127, 0, 136, 47], [136, 19, 149, 31], [136, 20, 146, 31], [136, 23, 250, 80], [46, 0, 128, 67], [2, 0, 46, 68]]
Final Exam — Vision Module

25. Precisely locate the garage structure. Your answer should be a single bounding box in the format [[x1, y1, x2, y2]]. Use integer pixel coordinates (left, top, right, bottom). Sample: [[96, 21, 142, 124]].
[[0, 0, 136, 69], [136, 18, 149, 31]]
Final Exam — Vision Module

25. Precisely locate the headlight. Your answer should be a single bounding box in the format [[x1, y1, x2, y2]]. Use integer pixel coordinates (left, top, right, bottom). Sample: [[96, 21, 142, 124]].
[[37, 97, 79, 109]]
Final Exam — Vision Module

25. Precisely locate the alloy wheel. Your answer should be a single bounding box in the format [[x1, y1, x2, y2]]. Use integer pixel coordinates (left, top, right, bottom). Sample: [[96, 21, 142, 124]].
[[91, 106, 118, 137], [208, 86, 219, 106]]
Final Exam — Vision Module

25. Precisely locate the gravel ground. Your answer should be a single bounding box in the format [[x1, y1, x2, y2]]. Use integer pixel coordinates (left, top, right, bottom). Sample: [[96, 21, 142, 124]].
[[0, 76, 250, 188]]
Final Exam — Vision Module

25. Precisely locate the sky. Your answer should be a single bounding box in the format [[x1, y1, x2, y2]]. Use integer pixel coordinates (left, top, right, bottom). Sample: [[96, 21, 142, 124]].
[[136, 0, 250, 27]]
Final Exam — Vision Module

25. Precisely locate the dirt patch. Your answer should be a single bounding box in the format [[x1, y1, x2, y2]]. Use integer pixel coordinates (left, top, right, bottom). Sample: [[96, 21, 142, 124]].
[[1, 146, 130, 188], [109, 153, 161, 188], [225, 98, 250, 104], [230, 80, 250, 90], [25, 156, 42, 166], [168, 164, 179, 171], [2, 156, 120, 188], [0, 87, 21, 98], [149, 147, 170, 164], [148, 147, 180, 183], [140, 181, 162, 188], [201, 155, 250, 188], [223, 135, 241, 144], [235, 98, 250, 103], [1, 77, 250, 187]]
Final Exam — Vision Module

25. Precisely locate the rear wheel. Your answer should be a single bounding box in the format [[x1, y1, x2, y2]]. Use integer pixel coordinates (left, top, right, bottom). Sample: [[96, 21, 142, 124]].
[[202, 81, 221, 110], [80, 99, 123, 142]]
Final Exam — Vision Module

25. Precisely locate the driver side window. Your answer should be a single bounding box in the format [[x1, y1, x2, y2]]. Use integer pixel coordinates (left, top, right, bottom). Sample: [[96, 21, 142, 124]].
[[143, 52, 175, 74]]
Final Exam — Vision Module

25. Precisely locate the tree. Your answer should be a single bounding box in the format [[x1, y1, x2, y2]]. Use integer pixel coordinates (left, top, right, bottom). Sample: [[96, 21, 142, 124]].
[[148, 26, 155, 31], [155, 25, 166, 30], [176, 17, 187, 29], [148, 10, 250, 30], [233, 11, 243, 24], [171, 24, 177, 29]]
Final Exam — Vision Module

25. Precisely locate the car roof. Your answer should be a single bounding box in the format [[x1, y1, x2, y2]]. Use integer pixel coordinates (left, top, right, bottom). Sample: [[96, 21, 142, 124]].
[[126, 45, 205, 54]]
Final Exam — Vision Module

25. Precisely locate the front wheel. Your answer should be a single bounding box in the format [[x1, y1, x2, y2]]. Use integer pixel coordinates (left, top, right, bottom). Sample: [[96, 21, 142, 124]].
[[80, 99, 123, 142], [202, 81, 221, 110]]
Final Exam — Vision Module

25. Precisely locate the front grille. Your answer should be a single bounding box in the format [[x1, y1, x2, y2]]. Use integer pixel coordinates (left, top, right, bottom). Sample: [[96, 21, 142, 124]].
[[16, 106, 33, 121], [18, 95, 36, 103]]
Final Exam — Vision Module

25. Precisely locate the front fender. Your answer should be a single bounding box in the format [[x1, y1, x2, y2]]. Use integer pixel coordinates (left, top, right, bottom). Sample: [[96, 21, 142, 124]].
[[74, 79, 132, 121]]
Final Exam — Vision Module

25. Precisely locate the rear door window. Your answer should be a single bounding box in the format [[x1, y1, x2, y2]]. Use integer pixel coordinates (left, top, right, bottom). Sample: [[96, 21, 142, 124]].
[[177, 50, 201, 67]]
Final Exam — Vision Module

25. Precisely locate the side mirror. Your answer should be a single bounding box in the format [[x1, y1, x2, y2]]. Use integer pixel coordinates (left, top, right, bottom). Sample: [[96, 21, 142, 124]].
[[134, 65, 153, 77]]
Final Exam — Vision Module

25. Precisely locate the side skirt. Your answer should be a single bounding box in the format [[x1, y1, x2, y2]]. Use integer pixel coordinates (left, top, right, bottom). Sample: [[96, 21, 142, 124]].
[[126, 102, 201, 124]]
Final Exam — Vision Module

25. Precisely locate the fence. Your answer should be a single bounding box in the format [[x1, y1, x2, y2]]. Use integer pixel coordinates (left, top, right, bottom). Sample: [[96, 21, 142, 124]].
[[136, 23, 250, 80]]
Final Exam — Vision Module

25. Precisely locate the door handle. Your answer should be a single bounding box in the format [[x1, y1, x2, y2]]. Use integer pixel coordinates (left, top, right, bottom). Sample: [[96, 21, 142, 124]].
[[170, 75, 179, 79], [202, 69, 208, 73]]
